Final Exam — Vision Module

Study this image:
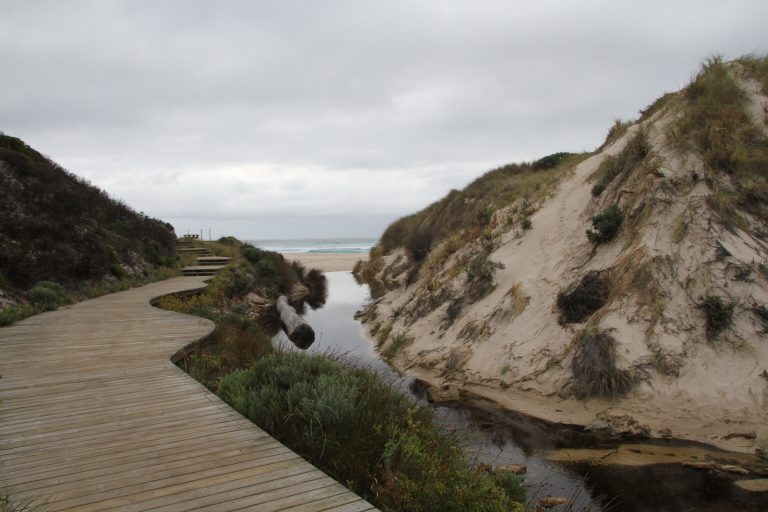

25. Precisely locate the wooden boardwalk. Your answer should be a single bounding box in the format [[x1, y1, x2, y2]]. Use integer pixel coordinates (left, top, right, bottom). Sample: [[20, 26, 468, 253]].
[[0, 277, 376, 511]]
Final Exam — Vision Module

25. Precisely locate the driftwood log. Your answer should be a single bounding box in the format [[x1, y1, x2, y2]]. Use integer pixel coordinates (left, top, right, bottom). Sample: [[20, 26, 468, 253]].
[[276, 296, 315, 349]]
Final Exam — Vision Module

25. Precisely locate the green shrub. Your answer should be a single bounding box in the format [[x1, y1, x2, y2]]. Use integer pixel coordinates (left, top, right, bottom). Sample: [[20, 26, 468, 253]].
[[521, 217, 532, 230], [571, 328, 636, 399], [217, 352, 525, 511], [28, 280, 67, 310], [0, 272, 6, 288], [241, 246, 269, 264], [586, 205, 623, 244], [700, 295, 734, 340], [557, 270, 611, 324]]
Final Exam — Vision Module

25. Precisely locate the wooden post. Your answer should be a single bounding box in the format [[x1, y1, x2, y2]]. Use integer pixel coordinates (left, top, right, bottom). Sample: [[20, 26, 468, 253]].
[[276, 296, 315, 349]]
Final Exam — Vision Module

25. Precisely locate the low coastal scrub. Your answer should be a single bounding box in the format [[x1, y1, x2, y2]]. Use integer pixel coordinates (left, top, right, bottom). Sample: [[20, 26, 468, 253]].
[[557, 270, 611, 325], [0, 134, 177, 290], [571, 328, 636, 399], [218, 352, 526, 511]]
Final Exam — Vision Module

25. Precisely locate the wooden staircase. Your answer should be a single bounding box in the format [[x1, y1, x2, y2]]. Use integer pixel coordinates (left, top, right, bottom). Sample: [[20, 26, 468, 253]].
[[178, 238, 231, 277]]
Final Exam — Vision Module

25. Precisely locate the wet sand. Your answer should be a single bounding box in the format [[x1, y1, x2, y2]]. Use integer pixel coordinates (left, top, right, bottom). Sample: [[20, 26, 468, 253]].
[[281, 252, 366, 272]]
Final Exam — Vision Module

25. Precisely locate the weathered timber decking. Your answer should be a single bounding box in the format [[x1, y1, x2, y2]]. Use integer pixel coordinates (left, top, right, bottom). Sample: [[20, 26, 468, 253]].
[[0, 277, 376, 511]]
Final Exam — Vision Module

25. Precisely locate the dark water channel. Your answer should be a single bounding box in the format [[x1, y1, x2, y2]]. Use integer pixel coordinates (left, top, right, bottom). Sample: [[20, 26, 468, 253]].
[[275, 272, 768, 511]]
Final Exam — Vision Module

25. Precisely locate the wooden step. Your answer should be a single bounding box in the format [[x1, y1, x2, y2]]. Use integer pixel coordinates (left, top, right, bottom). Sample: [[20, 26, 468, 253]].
[[179, 248, 212, 255], [196, 256, 232, 266], [181, 265, 227, 276]]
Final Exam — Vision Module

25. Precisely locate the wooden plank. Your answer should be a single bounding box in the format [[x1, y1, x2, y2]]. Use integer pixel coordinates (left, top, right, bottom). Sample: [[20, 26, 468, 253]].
[[0, 276, 377, 511]]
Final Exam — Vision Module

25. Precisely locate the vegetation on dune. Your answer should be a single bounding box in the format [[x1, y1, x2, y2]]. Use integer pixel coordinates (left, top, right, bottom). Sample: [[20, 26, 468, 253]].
[[591, 129, 650, 197], [557, 270, 611, 325], [699, 295, 735, 341], [668, 55, 768, 231], [218, 352, 526, 512]]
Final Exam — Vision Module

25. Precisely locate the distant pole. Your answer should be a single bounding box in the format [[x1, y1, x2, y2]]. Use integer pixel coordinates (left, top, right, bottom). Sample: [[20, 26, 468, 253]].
[[200, 229, 203, 240], [209, 229, 211, 241]]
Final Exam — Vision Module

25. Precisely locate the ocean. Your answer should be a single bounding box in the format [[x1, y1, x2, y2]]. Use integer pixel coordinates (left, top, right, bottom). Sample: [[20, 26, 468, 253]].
[[247, 237, 377, 254]]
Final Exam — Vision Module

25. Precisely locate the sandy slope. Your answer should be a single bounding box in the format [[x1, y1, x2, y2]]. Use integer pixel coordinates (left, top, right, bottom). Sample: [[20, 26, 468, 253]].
[[365, 110, 768, 453]]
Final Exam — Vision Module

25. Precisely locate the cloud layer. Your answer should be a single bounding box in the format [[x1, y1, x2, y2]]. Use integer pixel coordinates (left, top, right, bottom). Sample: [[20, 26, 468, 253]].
[[2, 0, 766, 238]]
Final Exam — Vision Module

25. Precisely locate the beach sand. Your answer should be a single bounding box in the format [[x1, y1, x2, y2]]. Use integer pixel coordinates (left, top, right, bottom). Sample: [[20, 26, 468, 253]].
[[282, 252, 367, 272]]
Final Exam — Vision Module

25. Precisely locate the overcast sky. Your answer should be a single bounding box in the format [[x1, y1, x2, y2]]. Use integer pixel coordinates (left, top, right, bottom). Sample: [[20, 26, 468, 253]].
[[1, 1, 766, 240]]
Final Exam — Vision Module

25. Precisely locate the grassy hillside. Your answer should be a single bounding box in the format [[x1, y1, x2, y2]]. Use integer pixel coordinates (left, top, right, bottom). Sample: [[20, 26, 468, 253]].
[[0, 133, 177, 290], [378, 152, 587, 259]]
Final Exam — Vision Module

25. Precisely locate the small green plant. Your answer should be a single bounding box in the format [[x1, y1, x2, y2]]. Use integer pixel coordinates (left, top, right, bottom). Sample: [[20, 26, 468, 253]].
[[649, 349, 684, 377], [0, 272, 6, 288], [700, 295, 734, 340], [586, 205, 623, 244], [383, 331, 414, 359], [557, 270, 611, 324], [571, 328, 636, 399], [521, 217, 532, 230]]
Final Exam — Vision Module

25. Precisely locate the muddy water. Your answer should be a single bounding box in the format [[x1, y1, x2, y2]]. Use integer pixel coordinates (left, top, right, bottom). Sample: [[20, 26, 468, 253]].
[[275, 272, 768, 511]]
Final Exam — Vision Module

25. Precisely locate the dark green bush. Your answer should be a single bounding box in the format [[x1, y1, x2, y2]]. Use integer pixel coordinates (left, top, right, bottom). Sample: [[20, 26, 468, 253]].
[[241, 246, 269, 264], [521, 218, 532, 230], [0, 272, 5, 289], [218, 352, 525, 511], [571, 328, 636, 399], [700, 295, 734, 339], [407, 228, 434, 263], [533, 152, 575, 170], [557, 270, 610, 324], [586, 205, 623, 244], [110, 263, 126, 278]]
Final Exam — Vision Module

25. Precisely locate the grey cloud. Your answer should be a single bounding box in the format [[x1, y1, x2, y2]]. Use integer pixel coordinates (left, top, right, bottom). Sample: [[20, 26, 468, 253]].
[[1, 0, 766, 238]]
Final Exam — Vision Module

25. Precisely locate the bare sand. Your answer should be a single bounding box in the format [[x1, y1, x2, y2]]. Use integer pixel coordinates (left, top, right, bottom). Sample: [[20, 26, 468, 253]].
[[281, 252, 367, 272]]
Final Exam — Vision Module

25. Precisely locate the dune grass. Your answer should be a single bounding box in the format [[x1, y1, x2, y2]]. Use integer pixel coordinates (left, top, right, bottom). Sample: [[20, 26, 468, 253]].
[[668, 55, 768, 231], [378, 152, 590, 258], [571, 328, 637, 400]]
